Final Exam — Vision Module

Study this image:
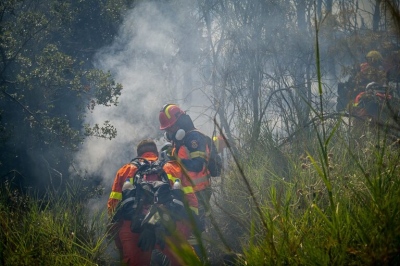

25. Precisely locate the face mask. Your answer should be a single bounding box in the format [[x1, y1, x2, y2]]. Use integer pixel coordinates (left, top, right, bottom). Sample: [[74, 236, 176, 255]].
[[175, 129, 185, 140], [164, 129, 185, 142]]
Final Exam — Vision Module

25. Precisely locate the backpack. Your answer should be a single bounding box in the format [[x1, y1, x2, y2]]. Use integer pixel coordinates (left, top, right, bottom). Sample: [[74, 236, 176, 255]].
[[129, 158, 184, 233]]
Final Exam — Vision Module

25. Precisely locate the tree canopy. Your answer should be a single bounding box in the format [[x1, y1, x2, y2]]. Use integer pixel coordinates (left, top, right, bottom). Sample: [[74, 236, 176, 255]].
[[0, 0, 130, 194]]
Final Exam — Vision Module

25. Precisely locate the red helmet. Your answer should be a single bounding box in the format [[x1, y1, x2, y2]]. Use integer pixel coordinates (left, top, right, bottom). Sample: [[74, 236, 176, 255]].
[[159, 104, 184, 130]]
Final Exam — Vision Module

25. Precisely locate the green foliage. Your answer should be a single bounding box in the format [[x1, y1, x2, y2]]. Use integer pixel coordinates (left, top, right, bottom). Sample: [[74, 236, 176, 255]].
[[212, 8, 400, 261], [0, 0, 127, 190], [211, 3, 400, 262], [84, 120, 117, 140], [215, 122, 400, 265], [0, 182, 112, 265]]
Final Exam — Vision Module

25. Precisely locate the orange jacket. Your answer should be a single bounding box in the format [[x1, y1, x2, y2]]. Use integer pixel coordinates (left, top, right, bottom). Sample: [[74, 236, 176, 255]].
[[172, 130, 211, 192], [164, 160, 198, 214], [354, 91, 392, 107], [107, 152, 158, 215], [175, 145, 210, 192], [107, 152, 199, 215]]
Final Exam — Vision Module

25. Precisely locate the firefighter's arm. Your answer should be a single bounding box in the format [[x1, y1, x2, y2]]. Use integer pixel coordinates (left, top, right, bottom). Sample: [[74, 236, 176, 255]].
[[107, 164, 137, 215]]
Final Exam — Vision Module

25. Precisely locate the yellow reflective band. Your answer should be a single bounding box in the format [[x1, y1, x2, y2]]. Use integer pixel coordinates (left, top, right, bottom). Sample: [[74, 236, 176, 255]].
[[182, 185, 194, 194], [167, 173, 178, 183], [190, 206, 199, 215], [167, 174, 195, 194], [109, 191, 122, 200], [190, 151, 207, 159], [165, 104, 176, 119]]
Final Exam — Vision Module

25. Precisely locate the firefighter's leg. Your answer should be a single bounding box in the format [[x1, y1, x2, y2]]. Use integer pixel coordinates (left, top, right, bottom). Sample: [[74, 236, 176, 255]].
[[193, 187, 212, 262]]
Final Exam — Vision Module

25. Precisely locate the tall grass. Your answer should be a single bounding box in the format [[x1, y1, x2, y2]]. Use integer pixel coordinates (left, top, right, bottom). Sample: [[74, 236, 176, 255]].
[[214, 117, 400, 265], [207, 4, 400, 265], [0, 181, 112, 266]]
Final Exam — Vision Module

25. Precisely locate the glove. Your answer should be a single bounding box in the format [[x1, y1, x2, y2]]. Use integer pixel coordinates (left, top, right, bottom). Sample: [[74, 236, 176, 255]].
[[138, 227, 156, 251]]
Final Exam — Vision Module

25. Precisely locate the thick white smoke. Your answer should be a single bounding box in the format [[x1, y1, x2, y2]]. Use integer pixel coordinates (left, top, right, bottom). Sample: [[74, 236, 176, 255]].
[[73, 1, 216, 209]]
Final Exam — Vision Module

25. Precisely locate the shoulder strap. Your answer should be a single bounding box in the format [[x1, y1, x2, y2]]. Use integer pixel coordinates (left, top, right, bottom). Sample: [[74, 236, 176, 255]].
[[149, 159, 169, 183], [130, 158, 169, 184], [130, 157, 151, 168]]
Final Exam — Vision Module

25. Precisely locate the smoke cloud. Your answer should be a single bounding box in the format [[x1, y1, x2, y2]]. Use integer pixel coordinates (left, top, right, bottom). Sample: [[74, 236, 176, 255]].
[[73, 1, 214, 205]]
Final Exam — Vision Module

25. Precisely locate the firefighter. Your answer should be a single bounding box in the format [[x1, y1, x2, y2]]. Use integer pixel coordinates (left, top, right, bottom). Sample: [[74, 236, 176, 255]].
[[342, 50, 387, 111], [356, 50, 387, 87], [159, 104, 215, 260], [212, 135, 227, 154], [157, 142, 201, 264], [107, 140, 156, 266], [107, 139, 198, 266], [352, 82, 392, 119]]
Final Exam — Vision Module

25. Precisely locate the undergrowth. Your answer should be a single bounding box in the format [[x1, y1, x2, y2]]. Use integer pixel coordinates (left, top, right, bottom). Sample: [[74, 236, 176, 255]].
[[211, 116, 400, 266], [0, 181, 112, 266]]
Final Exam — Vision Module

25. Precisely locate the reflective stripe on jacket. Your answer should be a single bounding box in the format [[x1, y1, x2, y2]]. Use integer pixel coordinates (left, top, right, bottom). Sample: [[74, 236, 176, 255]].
[[164, 161, 199, 214], [175, 139, 211, 192]]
